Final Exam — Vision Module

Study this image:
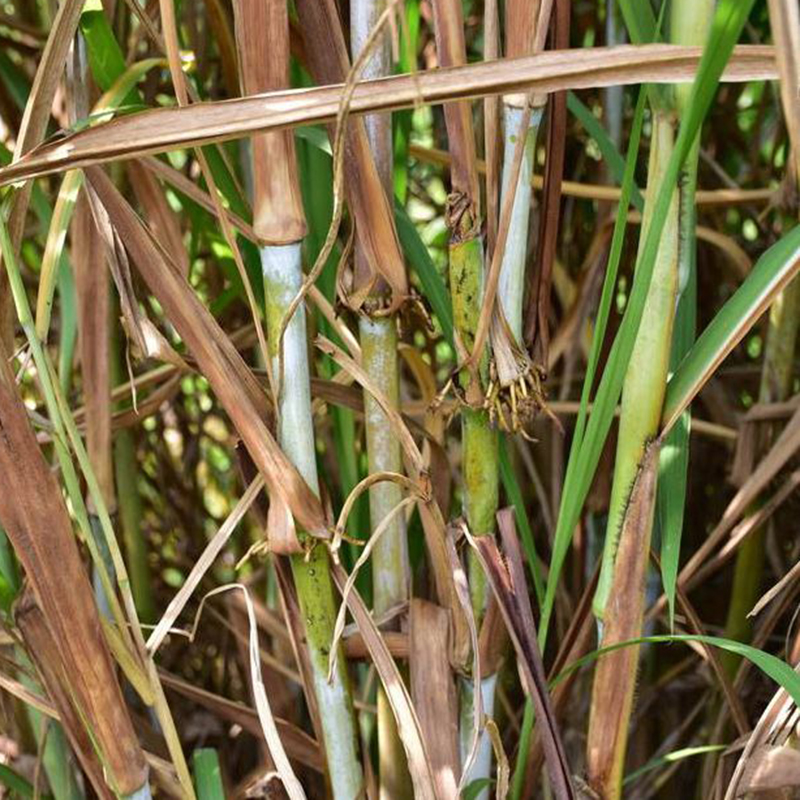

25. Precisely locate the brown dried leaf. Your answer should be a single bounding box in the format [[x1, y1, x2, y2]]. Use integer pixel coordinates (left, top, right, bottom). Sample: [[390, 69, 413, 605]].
[[73, 194, 115, 509], [158, 671, 324, 773], [0, 47, 776, 186], [767, 0, 800, 180], [469, 511, 575, 799], [410, 600, 460, 799], [15, 589, 115, 800], [0, 341, 147, 795], [231, 0, 306, 244], [525, 0, 570, 367], [295, 0, 407, 308], [739, 746, 800, 795], [128, 159, 191, 277], [431, 0, 480, 215]]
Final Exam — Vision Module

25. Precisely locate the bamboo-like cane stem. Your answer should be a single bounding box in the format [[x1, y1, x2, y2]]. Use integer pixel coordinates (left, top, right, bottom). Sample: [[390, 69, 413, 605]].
[[431, 1, 502, 793], [230, 0, 363, 793], [262, 244, 363, 799], [586, 2, 713, 796], [351, 1, 412, 796], [592, 112, 679, 621]]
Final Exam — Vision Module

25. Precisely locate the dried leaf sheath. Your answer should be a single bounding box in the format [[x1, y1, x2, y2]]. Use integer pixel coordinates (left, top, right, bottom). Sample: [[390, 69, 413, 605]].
[[294, 0, 407, 308], [15, 590, 115, 800], [506, 0, 542, 60], [431, 0, 480, 216], [84, 167, 326, 550], [73, 194, 114, 511], [231, 0, 306, 245], [586, 448, 659, 797], [0, 340, 147, 796], [0, 45, 778, 187]]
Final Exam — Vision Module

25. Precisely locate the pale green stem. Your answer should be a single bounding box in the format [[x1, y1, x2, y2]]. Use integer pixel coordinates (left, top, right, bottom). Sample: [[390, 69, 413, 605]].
[[351, 1, 412, 796], [261, 243, 363, 799], [593, 112, 680, 622], [451, 232, 500, 797], [360, 317, 410, 615]]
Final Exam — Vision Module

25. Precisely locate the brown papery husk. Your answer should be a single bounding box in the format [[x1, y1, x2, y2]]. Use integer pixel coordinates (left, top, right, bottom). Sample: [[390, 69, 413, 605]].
[[410, 599, 460, 799], [506, 0, 541, 59], [14, 589, 115, 800], [525, 0, 570, 368], [0, 341, 147, 796], [127, 159, 191, 277], [231, 0, 306, 245], [431, 0, 480, 216], [85, 166, 327, 551], [294, 0, 407, 310], [586, 444, 659, 797], [72, 193, 114, 512], [0, 46, 778, 188]]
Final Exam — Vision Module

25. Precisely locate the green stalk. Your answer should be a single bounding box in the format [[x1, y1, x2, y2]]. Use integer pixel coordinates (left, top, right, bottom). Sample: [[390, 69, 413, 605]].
[[592, 111, 680, 622], [451, 226, 499, 794], [586, 3, 713, 796], [262, 244, 363, 799], [351, 2, 412, 796], [586, 107, 679, 800]]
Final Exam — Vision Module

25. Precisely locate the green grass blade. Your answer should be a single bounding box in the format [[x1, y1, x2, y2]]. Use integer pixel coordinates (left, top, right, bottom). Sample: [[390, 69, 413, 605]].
[[615, 0, 657, 45], [0, 49, 30, 112], [540, 85, 646, 644], [657, 148, 700, 631], [540, 0, 758, 645], [555, 634, 800, 709], [566, 92, 644, 212], [623, 745, 727, 787], [56, 249, 77, 393], [80, 9, 135, 100], [663, 223, 800, 432], [392, 0, 420, 204], [193, 748, 224, 799], [394, 200, 454, 348], [0, 762, 54, 799]]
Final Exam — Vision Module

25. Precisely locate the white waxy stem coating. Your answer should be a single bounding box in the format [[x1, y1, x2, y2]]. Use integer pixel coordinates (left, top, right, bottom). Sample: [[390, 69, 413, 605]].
[[260, 242, 363, 800], [497, 103, 543, 347], [122, 776, 152, 800], [459, 673, 499, 800], [261, 243, 319, 496]]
